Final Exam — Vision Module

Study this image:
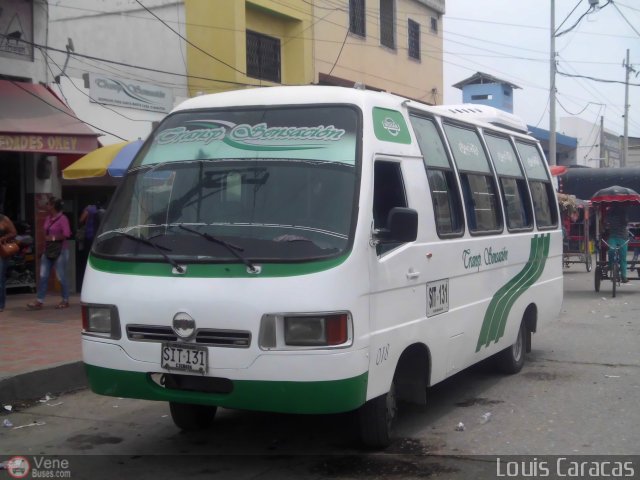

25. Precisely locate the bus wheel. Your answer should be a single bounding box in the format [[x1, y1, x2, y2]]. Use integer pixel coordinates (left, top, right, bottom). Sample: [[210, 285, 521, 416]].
[[357, 381, 397, 449], [169, 402, 217, 431], [495, 321, 526, 374]]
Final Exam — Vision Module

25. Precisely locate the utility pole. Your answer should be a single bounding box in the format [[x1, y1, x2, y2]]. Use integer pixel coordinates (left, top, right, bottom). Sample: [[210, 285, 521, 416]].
[[622, 49, 636, 168], [549, 0, 557, 166], [599, 116, 605, 168]]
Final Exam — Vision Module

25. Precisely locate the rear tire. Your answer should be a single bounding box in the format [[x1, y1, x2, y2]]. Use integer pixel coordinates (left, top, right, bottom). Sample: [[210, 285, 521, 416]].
[[586, 254, 592, 272], [612, 263, 619, 298], [358, 381, 397, 449], [169, 402, 217, 431], [495, 321, 526, 374], [594, 266, 601, 292]]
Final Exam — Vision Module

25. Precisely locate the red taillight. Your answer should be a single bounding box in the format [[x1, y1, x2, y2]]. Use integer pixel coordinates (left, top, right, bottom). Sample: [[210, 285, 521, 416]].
[[326, 314, 348, 345]]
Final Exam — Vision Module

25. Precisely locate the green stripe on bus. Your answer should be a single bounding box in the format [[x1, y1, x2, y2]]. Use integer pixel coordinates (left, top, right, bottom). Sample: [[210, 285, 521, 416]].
[[84, 364, 368, 414], [476, 234, 550, 352], [89, 254, 348, 278]]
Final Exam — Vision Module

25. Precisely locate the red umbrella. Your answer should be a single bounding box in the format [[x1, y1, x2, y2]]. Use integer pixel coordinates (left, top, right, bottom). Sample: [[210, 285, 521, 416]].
[[590, 185, 640, 205]]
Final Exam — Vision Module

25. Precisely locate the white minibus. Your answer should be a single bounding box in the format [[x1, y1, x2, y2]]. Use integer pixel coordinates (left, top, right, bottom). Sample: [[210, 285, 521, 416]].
[[81, 85, 562, 448]]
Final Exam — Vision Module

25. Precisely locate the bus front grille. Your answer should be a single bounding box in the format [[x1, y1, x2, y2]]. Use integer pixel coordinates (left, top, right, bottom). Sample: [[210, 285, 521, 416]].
[[126, 325, 251, 348]]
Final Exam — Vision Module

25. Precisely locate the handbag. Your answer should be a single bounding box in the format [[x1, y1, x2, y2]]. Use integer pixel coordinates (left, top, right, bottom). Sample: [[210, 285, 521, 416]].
[[0, 240, 19, 258], [45, 241, 63, 260]]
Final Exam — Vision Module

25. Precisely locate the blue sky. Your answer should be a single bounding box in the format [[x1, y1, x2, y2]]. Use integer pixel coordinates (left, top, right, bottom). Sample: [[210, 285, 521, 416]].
[[443, 0, 640, 138]]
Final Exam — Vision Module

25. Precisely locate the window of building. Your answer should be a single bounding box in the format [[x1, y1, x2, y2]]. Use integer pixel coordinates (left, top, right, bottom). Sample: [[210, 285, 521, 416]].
[[408, 19, 420, 60], [410, 115, 464, 237], [484, 134, 533, 231], [246, 30, 281, 83], [515, 141, 557, 228], [443, 123, 502, 234], [380, 0, 396, 50], [349, 0, 366, 37], [430, 16, 438, 34], [471, 94, 492, 100]]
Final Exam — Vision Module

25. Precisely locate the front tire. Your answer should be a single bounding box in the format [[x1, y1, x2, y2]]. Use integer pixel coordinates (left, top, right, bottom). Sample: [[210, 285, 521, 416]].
[[495, 321, 526, 374], [357, 381, 397, 449], [169, 402, 217, 431], [595, 266, 601, 292], [586, 254, 592, 272]]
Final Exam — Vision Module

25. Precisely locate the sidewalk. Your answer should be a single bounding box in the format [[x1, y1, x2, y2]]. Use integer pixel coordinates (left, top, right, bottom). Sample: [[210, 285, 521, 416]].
[[0, 292, 86, 405]]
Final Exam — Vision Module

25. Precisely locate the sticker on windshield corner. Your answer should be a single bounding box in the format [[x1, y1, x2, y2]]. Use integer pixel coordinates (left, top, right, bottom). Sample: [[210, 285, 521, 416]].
[[372, 108, 412, 144], [426, 278, 449, 317]]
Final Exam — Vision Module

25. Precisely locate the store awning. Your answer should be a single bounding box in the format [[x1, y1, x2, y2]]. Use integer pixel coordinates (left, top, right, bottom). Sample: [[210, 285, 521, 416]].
[[0, 80, 99, 154]]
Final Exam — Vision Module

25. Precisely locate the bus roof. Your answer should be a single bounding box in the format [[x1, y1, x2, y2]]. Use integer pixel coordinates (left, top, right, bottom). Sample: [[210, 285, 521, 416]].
[[172, 85, 532, 137]]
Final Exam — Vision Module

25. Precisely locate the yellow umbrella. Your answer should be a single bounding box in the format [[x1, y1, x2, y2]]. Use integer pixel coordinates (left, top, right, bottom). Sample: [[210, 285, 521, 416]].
[[62, 140, 142, 180]]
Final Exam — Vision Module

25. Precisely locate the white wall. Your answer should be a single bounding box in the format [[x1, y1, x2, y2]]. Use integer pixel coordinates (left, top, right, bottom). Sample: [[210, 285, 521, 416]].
[[46, 0, 189, 144], [560, 117, 621, 168]]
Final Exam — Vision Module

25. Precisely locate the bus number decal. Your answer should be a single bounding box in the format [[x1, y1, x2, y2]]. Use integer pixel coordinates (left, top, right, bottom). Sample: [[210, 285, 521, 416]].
[[375, 344, 390, 365], [427, 279, 449, 317]]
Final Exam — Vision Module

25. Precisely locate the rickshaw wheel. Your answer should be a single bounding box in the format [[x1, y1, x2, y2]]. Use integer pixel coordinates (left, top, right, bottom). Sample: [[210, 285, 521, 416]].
[[612, 263, 619, 298], [594, 266, 601, 292], [585, 254, 592, 272]]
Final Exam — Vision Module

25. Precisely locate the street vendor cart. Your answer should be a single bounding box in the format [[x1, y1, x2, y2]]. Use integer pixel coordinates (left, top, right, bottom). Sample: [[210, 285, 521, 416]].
[[592, 185, 640, 297]]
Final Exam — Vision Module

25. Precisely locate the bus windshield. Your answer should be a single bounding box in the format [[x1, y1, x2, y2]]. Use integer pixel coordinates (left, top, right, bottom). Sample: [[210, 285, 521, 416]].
[[93, 105, 360, 264]]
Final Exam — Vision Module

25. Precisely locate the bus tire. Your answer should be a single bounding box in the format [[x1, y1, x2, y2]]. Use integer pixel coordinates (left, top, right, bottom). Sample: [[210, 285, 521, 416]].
[[357, 381, 397, 449], [169, 402, 217, 431], [495, 321, 526, 374]]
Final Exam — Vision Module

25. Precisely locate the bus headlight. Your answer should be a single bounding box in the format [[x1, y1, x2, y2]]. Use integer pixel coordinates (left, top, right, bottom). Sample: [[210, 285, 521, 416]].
[[259, 312, 352, 350], [82, 304, 121, 339]]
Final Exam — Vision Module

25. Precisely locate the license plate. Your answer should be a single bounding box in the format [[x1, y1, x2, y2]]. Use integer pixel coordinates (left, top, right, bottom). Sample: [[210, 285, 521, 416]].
[[161, 343, 208, 374], [427, 278, 449, 317]]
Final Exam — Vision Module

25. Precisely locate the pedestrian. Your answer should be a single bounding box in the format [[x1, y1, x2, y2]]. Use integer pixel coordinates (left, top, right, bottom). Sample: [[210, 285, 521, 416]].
[[605, 203, 629, 283], [77, 201, 102, 287], [27, 197, 72, 310], [0, 212, 18, 313]]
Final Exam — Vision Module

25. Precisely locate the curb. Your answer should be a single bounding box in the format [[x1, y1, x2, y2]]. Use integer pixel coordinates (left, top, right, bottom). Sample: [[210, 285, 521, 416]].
[[0, 362, 87, 405]]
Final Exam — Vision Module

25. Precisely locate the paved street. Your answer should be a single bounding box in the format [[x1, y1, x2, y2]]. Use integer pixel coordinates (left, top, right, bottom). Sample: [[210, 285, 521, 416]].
[[1, 266, 639, 479]]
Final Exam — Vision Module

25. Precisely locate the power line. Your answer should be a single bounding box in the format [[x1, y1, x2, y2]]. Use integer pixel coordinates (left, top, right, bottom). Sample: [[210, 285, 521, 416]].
[[133, 0, 247, 76], [557, 69, 640, 86], [0, 34, 264, 88]]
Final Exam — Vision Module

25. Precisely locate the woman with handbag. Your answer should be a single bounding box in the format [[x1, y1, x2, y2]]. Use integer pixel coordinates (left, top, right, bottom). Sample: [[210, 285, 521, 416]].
[[0, 212, 18, 313], [27, 197, 72, 310]]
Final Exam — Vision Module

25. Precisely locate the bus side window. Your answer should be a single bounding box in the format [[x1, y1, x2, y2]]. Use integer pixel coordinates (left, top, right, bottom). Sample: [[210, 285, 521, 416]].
[[443, 123, 503, 234], [409, 114, 464, 237], [484, 134, 533, 231], [373, 161, 407, 255], [515, 141, 558, 229]]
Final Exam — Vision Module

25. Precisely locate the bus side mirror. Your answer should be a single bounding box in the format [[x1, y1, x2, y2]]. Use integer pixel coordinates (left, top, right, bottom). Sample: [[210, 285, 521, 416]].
[[386, 207, 418, 243]]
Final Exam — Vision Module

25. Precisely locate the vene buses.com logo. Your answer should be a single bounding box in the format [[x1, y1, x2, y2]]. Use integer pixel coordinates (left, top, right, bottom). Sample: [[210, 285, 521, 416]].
[[4, 456, 30, 479]]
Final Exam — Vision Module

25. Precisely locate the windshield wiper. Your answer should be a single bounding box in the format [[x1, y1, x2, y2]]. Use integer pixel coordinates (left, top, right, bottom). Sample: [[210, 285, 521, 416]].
[[176, 224, 258, 273], [108, 230, 185, 274]]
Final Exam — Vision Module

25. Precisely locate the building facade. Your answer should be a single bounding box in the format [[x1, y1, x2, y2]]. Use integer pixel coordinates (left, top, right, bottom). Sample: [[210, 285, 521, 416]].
[[1, 0, 101, 293], [560, 117, 621, 168]]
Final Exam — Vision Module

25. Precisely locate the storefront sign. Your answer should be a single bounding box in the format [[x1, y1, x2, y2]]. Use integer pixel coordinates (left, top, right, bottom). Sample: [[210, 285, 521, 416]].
[[89, 74, 173, 113], [0, 134, 97, 154]]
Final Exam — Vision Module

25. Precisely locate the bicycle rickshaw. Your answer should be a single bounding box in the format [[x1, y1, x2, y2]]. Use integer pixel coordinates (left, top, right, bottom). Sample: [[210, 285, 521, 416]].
[[560, 195, 592, 272], [592, 185, 640, 297]]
